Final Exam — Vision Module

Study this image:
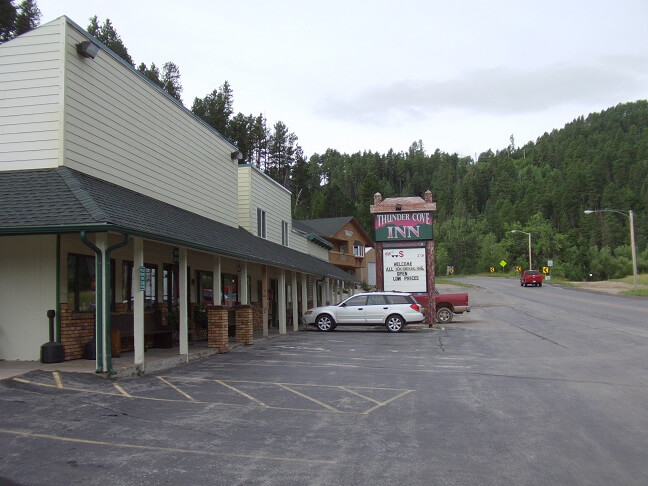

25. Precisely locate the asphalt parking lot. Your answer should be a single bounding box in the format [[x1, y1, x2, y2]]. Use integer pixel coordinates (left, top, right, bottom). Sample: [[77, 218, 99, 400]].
[[1, 327, 448, 485], [2, 281, 648, 486]]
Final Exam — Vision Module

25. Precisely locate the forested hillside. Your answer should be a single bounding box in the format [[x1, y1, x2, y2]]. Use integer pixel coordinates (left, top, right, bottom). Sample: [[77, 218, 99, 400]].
[[7, 8, 645, 281], [191, 83, 648, 280], [281, 101, 648, 281], [68, 15, 644, 281]]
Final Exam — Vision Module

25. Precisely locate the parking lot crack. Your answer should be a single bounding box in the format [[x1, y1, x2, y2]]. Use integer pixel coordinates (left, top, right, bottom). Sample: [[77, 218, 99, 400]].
[[437, 335, 446, 352]]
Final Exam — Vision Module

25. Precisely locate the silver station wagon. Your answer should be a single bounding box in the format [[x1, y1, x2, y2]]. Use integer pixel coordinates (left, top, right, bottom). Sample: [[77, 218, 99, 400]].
[[301, 291, 424, 332]]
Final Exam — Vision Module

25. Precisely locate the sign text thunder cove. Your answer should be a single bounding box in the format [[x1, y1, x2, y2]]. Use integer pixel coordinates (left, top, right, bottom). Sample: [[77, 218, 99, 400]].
[[374, 212, 433, 242]]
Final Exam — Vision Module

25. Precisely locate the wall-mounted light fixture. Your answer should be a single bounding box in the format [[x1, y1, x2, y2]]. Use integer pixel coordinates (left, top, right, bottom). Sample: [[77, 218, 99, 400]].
[[76, 41, 100, 59], [231, 150, 243, 161]]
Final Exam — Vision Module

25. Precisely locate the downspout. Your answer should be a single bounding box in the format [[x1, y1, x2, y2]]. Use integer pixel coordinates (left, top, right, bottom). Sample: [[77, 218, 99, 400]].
[[103, 234, 130, 376], [80, 231, 103, 373]]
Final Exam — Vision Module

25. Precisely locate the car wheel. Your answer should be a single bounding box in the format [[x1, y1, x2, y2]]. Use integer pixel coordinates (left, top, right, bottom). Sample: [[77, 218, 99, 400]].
[[316, 314, 334, 331], [385, 314, 404, 332], [520, 282, 524, 287], [436, 307, 453, 324], [538, 282, 542, 287]]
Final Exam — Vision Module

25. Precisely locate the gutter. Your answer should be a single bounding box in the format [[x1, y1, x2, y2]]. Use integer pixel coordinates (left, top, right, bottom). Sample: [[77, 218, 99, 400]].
[[103, 234, 130, 375], [80, 231, 130, 375], [306, 232, 334, 250]]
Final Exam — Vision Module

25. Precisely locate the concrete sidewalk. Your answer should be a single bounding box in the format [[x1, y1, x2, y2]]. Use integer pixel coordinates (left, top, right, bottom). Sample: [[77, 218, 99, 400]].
[[0, 327, 288, 380]]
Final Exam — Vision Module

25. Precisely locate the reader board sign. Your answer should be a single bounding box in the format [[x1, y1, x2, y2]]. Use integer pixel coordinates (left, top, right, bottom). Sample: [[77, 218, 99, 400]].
[[374, 212, 433, 242], [383, 248, 426, 293]]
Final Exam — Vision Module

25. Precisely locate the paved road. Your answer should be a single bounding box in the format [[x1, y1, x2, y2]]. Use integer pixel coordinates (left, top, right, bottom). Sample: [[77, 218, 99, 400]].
[[1, 278, 647, 485]]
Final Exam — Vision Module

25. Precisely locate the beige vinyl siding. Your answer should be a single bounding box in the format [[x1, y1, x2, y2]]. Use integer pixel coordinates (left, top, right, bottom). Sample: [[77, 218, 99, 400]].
[[306, 241, 330, 260], [290, 231, 308, 253], [0, 235, 57, 360], [250, 166, 291, 244], [62, 21, 238, 227], [237, 166, 252, 231], [0, 18, 64, 170]]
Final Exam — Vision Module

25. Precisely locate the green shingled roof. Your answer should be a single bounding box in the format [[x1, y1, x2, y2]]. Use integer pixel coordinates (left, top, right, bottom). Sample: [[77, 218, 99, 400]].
[[0, 167, 357, 283], [295, 216, 373, 244]]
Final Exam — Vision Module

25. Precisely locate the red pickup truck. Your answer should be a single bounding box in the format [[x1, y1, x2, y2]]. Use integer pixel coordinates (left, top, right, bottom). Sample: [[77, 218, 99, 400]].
[[520, 270, 543, 287], [412, 289, 470, 324]]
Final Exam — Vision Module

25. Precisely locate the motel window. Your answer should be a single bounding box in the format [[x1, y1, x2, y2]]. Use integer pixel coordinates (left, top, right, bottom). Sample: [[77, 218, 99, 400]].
[[197, 270, 213, 305], [122, 261, 158, 311], [223, 274, 238, 307], [282, 220, 289, 246], [353, 241, 365, 257], [67, 254, 95, 312], [257, 208, 266, 238]]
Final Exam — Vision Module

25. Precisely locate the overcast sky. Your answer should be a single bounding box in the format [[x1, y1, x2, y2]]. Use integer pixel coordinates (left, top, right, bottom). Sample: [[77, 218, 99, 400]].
[[41, 0, 648, 159]]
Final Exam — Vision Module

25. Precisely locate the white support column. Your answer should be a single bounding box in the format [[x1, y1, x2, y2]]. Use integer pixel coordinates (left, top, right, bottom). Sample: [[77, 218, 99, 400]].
[[278, 269, 286, 334], [95, 233, 108, 373], [311, 277, 317, 307], [240, 261, 248, 305], [325, 278, 331, 305], [212, 256, 221, 305], [301, 274, 308, 315], [341, 280, 346, 302], [291, 271, 299, 331], [133, 237, 145, 366], [179, 247, 188, 355]]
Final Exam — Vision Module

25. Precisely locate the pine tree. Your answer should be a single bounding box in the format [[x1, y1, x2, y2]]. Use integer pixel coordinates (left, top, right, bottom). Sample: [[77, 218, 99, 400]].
[[0, 0, 41, 43], [191, 81, 234, 135], [0, 0, 17, 43], [87, 16, 134, 66], [160, 62, 182, 101], [13, 0, 40, 36]]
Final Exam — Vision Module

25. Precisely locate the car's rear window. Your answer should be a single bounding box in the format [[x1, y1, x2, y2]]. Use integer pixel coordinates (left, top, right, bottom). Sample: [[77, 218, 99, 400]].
[[385, 295, 412, 305], [526, 271, 540, 275]]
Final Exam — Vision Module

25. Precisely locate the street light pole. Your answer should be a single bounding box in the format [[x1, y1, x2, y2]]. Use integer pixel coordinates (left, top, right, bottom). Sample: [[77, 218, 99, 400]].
[[510, 230, 533, 269], [584, 209, 638, 289], [629, 210, 638, 289]]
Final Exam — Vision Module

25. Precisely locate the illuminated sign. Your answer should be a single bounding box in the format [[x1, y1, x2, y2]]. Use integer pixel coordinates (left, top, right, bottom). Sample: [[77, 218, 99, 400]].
[[383, 248, 426, 292], [374, 212, 433, 242]]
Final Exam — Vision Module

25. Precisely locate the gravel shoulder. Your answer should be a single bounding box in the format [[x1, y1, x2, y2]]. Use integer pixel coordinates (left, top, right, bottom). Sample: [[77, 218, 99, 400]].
[[563, 280, 644, 295]]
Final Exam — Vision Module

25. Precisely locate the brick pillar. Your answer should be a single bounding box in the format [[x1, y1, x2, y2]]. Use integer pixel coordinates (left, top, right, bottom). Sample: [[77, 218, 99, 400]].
[[59, 303, 95, 360], [235, 305, 253, 345], [207, 305, 229, 353]]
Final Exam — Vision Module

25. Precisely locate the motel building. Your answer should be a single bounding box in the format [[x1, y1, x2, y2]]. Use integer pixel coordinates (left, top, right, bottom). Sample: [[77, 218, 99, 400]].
[[0, 17, 357, 374]]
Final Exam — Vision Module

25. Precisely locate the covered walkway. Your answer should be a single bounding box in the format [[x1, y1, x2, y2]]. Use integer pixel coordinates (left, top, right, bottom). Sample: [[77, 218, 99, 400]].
[[0, 326, 300, 381]]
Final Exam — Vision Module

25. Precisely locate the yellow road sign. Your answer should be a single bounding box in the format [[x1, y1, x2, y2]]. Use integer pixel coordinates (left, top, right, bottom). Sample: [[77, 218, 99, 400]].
[[489, 267, 495, 273], [516, 266, 522, 272], [542, 266, 549, 274]]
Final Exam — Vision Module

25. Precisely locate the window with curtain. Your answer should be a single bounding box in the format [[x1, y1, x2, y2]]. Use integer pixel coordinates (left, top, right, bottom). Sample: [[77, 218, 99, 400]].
[[67, 254, 95, 312], [257, 208, 266, 238], [282, 220, 289, 246]]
